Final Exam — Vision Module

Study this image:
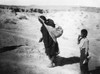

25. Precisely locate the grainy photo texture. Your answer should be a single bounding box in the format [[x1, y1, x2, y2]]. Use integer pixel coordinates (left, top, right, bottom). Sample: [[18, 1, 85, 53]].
[[0, 0, 100, 74]]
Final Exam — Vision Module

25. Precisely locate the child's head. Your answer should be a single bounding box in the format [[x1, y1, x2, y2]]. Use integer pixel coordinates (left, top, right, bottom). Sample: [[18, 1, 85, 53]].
[[81, 29, 88, 38], [46, 19, 55, 27]]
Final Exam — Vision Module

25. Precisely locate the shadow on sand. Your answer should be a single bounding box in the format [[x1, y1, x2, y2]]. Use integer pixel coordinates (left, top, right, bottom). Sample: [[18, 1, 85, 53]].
[[0, 45, 81, 74], [54, 56, 80, 66], [0, 45, 23, 53], [90, 67, 100, 74]]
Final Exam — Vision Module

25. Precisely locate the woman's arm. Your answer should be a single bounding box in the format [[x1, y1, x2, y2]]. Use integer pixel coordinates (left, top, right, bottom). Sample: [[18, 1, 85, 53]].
[[38, 17, 45, 42]]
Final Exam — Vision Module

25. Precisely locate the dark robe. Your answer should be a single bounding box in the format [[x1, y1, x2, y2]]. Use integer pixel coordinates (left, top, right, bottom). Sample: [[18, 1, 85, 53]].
[[39, 18, 59, 59]]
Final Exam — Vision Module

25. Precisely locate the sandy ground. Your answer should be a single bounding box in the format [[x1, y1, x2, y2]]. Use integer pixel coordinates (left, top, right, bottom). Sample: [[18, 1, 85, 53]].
[[0, 6, 100, 74]]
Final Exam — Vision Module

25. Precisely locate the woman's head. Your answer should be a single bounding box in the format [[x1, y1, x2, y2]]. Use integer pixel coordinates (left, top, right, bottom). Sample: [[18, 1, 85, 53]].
[[39, 15, 46, 22], [46, 19, 55, 27], [81, 29, 88, 38], [39, 16, 55, 27]]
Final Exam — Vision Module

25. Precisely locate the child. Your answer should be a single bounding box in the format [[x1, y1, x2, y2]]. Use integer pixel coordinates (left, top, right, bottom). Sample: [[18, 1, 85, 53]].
[[78, 29, 90, 74]]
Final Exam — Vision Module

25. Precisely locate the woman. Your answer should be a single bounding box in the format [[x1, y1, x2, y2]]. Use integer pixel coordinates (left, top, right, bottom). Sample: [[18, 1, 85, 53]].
[[38, 15, 63, 67]]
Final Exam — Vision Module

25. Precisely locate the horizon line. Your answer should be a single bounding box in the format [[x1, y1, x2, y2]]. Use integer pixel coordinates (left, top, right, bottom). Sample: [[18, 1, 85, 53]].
[[0, 4, 100, 8]]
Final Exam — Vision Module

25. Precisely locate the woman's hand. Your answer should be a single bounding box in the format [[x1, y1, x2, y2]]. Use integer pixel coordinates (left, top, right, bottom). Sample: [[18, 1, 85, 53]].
[[39, 37, 43, 42]]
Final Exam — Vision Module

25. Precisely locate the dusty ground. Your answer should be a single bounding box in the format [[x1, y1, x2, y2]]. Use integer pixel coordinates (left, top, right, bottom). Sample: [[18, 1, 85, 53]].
[[0, 6, 100, 74]]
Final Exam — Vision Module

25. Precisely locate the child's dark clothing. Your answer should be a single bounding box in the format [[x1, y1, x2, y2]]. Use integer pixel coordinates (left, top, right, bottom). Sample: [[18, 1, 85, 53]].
[[80, 48, 89, 74], [79, 38, 89, 74]]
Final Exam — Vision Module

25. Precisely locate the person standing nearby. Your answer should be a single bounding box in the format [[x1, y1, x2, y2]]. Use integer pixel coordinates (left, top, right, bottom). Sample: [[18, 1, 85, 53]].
[[78, 29, 90, 74]]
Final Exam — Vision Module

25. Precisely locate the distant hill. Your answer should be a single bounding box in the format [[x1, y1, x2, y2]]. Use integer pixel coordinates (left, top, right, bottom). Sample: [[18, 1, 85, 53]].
[[0, 4, 100, 14]]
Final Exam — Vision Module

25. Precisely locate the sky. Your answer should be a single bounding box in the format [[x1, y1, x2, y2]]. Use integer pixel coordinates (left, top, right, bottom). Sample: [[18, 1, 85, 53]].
[[0, 0, 100, 7]]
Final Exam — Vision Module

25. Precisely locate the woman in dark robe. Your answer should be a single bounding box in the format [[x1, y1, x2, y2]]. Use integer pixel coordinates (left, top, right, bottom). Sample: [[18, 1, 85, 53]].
[[38, 15, 63, 67]]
